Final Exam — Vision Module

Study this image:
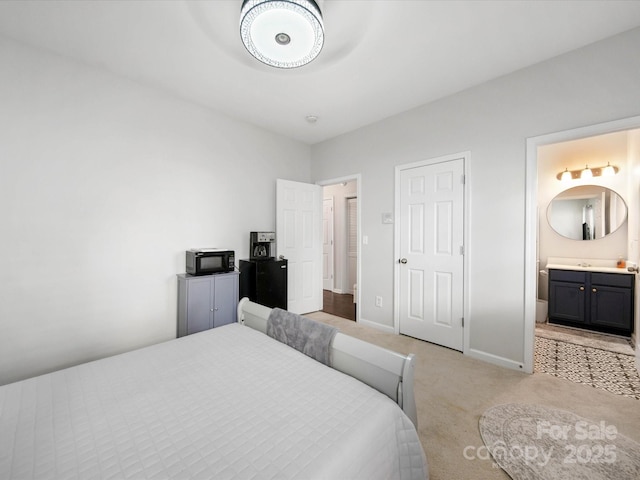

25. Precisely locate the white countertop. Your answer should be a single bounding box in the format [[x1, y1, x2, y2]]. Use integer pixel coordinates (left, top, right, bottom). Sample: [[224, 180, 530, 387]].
[[546, 263, 634, 274], [544, 256, 636, 274]]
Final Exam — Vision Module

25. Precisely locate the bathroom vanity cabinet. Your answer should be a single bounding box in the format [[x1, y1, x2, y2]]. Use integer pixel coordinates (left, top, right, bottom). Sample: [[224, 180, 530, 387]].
[[548, 268, 634, 335]]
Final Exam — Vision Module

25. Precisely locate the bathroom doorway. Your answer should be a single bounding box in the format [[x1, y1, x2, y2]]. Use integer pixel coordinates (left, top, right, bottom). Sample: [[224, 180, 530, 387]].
[[318, 176, 360, 322], [524, 115, 640, 374]]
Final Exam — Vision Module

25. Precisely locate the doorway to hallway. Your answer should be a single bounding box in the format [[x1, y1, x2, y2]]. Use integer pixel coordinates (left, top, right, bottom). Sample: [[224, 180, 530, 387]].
[[318, 176, 360, 322], [323, 290, 356, 321]]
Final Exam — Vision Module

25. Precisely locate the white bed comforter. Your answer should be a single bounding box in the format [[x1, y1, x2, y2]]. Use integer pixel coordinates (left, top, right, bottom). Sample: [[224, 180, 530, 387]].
[[0, 323, 427, 480]]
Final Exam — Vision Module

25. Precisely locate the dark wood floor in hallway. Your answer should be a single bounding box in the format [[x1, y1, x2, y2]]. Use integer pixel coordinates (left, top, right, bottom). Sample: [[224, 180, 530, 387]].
[[322, 290, 356, 321]]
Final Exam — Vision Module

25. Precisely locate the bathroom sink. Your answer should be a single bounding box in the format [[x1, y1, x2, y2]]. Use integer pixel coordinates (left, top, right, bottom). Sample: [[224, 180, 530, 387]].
[[545, 256, 635, 275], [545, 263, 633, 274]]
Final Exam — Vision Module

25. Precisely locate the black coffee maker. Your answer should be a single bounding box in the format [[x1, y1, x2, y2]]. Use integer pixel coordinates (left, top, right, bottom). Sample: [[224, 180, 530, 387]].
[[250, 232, 276, 260]]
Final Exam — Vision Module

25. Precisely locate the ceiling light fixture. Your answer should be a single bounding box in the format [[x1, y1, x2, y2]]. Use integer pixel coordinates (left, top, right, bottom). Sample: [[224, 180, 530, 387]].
[[556, 163, 619, 181], [240, 0, 324, 69]]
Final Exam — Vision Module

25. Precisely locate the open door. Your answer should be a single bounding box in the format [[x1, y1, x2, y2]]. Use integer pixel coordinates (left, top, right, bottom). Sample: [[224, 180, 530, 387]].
[[631, 130, 640, 373], [276, 179, 323, 314]]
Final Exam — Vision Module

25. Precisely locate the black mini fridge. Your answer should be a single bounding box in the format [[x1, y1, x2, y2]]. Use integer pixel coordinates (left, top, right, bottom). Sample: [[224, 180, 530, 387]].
[[239, 258, 288, 309]]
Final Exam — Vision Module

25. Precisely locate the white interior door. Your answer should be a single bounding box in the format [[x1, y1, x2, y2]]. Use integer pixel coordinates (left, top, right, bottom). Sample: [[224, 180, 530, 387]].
[[635, 185, 640, 373], [398, 157, 464, 351], [322, 197, 334, 291], [633, 134, 640, 372], [276, 179, 323, 314]]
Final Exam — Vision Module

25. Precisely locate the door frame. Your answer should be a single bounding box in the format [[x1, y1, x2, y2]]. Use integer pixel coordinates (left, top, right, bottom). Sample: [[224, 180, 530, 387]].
[[316, 174, 362, 323], [524, 115, 640, 374], [393, 151, 470, 354], [345, 195, 358, 297]]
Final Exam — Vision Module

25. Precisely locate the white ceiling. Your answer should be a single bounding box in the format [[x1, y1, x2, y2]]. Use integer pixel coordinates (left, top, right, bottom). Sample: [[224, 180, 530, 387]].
[[1, 0, 640, 145]]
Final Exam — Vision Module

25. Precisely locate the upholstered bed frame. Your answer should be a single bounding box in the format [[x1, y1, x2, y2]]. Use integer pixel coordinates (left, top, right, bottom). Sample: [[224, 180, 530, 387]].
[[237, 297, 418, 427]]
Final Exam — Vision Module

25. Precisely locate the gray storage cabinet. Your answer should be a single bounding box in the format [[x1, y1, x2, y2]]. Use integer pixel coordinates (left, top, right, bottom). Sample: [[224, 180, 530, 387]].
[[177, 272, 239, 337]]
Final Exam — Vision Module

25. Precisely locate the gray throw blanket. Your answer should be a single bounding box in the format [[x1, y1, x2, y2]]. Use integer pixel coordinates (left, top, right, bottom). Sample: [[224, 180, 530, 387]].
[[266, 308, 338, 365]]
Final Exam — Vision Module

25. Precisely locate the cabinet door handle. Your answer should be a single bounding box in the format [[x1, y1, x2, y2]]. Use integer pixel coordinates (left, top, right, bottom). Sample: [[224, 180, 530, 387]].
[[579, 286, 585, 291], [592, 288, 597, 293]]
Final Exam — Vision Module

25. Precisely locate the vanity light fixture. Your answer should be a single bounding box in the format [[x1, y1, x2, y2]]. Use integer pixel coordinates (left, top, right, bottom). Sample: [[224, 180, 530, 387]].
[[239, 0, 324, 69], [560, 168, 572, 182], [602, 162, 616, 177], [556, 163, 619, 181]]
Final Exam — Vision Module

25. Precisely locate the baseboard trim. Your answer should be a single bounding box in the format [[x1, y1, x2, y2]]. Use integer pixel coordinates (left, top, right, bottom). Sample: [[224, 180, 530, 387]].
[[466, 348, 527, 373], [359, 317, 395, 334]]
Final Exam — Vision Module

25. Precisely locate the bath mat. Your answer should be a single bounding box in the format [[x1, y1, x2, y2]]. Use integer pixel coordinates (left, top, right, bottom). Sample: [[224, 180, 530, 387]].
[[535, 336, 640, 400], [479, 403, 640, 480]]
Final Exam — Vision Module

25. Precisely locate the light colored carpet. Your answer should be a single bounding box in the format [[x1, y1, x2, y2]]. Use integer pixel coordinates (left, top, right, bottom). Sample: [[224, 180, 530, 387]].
[[479, 403, 640, 479], [307, 311, 640, 480]]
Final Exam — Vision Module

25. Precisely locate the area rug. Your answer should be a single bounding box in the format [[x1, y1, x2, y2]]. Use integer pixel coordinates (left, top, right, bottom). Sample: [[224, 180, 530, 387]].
[[535, 325, 634, 355], [535, 336, 640, 400], [479, 403, 640, 480]]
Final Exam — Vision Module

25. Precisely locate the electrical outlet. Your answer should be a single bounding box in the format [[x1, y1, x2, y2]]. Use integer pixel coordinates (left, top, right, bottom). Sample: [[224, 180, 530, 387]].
[[375, 296, 383, 307]]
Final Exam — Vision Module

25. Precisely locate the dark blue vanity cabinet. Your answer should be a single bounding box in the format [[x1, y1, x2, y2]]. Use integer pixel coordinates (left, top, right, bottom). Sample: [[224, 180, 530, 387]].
[[548, 269, 634, 335], [177, 272, 239, 337], [548, 269, 587, 325]]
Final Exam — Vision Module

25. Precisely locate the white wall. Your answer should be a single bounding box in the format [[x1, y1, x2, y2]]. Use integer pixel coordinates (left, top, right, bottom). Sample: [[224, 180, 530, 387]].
[[310, 27, 640, 369], [0, 37, 311, 385]]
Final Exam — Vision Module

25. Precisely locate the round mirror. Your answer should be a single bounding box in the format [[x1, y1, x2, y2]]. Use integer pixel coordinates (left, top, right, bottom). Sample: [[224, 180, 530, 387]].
[[547, 185, 627, 240]]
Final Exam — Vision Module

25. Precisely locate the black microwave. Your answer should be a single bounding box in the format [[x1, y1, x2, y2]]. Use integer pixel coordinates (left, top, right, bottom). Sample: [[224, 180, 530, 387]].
[[186, 249, 235, 275]]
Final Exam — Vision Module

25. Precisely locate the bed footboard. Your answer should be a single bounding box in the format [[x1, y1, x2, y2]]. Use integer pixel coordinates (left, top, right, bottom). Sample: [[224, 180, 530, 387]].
[[237, 298, 418, 428]]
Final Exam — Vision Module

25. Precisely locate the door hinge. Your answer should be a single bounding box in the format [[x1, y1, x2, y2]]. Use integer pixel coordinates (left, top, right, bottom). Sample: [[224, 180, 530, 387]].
[[460, 245, 464, 255], [461, 174, 466, 185], [461, 317, 464, 327]]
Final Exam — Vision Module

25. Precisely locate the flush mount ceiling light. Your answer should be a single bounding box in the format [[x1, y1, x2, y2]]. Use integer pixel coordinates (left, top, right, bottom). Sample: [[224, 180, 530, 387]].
[[240, 0, 324, 69], [556, 163, 619, 181]]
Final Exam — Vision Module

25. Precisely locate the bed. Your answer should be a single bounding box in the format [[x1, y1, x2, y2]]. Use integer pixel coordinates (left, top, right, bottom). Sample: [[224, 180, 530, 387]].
[[0, 299, 428, 479]]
